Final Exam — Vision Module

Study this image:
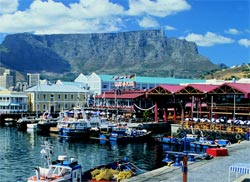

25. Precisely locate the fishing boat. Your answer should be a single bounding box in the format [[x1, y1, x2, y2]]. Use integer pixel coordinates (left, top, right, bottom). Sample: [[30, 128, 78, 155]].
[[16, 116, 39, 131], [27, 141, 82, 182], [36, 112, 58, 135], [57, 109, 92, 139], [154, 133, 198, 147], [109, 126, 152, 143], [57, 107, 98, 139], [58, 120, 92, 139], [4, 118, 15, 127], [82, 158, 145, 181], [27, 123, 38, 130], [189, 131, 220, 152]]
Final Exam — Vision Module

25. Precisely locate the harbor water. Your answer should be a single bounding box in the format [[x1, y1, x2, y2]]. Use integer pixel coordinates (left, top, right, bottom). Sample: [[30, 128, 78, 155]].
[[0, 126, 167, 182]]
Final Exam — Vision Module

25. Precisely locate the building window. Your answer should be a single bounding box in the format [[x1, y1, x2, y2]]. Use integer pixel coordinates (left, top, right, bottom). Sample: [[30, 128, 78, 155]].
[[103, 84, 107, 89], [71, 94, 74, 100], [50, 94, 54, 102], [43, 94, 46, 100], [58, 94, 61, 100], [65, 103, 68, 109], [64, 94, 67, 100], [43, 104, 46, 110]]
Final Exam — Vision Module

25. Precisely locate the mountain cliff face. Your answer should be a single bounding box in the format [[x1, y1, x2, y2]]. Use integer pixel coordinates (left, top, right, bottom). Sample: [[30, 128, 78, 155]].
[[0, 30, 218, 80]]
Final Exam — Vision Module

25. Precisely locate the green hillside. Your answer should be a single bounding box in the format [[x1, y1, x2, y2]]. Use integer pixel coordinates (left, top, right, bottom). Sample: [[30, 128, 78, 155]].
[[200, 64, 250, 80]]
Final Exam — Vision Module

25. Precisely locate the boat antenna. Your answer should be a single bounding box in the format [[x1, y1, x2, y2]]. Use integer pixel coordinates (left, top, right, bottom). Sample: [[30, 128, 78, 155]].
[[40, 140, 54, 167]]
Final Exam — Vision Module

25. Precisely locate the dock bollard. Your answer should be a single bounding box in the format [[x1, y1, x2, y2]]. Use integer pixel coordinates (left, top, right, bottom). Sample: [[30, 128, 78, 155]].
[[188, 155, 196, 162], [173, 154, 182, 166], [162, 154, 173, 163]]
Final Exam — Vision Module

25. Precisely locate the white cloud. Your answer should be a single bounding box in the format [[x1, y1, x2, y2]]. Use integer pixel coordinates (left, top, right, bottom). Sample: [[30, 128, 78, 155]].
[[165, 25, 176, 31], [138, 16, 159, 28], [0, 0, 191, 35], [180, 32, 234, 47], [0, 0, 125, 34], [128, 0, 191, 17], [0, 0, 18, 14], [238, 39, 250, 47], [70, 0, 125, 19], [225, 28, 241, 35]]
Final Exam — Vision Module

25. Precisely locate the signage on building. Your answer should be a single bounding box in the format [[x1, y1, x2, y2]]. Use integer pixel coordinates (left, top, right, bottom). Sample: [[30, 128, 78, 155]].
[[112, 74, 136, 88], [114, 81, 136, 87]]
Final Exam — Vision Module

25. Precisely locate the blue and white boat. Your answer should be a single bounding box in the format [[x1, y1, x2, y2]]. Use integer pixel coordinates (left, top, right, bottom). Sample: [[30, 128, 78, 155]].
[[58, 120, 92, 139], [57, 107, 98, 139], [190, 131, 219, 152], [27, 141, 82, 182], [109, 126, 152, 143]]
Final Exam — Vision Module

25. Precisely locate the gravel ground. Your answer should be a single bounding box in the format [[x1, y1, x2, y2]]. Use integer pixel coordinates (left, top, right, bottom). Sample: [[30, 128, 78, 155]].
[[128, 141, 250, 182]]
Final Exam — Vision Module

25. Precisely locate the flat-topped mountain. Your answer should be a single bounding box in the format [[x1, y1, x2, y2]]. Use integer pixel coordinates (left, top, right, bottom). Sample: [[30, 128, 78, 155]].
[[0, 30, 218, 80]]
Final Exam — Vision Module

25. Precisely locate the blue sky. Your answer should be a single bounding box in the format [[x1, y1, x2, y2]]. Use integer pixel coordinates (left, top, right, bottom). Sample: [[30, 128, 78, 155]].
[[0, 0, 249, 67]]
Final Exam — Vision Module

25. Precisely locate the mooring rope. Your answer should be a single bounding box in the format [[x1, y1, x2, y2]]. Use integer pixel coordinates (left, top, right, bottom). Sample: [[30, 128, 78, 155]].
[[133, 104, 155, 111]]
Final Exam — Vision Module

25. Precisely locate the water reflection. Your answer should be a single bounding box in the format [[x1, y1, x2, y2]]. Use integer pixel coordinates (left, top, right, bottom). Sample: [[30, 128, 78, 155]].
[[0, 127, 166, 182]]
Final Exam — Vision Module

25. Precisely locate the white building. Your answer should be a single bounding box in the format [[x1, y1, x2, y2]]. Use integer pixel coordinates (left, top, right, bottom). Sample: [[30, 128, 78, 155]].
[[0, 89, 28, 113], [74, 72, 206, 95]]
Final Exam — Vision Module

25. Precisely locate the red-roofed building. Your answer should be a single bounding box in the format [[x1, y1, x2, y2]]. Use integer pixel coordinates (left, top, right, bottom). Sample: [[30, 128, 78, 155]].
[[94, 89, 152, 112], [93, 82, 250, 123]]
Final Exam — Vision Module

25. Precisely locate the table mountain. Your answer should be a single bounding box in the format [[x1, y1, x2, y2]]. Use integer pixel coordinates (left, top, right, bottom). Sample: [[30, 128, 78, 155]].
[[0, 30, 218, 80]]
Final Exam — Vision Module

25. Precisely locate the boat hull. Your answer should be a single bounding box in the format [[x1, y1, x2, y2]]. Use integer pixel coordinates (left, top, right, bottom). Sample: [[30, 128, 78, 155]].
[[109, 131, 152, 143], [37, 122, 57, 135], [58, 128, 91, 139]]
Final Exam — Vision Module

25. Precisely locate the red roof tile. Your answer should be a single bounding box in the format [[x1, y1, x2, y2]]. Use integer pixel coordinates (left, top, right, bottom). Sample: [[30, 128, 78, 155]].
[[159, 84, 185, 92], [224, 83, 250, 94], [187, 84, 220, 93]]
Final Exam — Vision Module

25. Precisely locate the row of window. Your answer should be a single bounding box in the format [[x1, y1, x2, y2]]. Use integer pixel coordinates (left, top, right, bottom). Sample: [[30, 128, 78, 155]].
[[0, 97, 27, 102], [36, 94, 87, 101], [102, 82, 156, 90], [0, 105, 27, 110]]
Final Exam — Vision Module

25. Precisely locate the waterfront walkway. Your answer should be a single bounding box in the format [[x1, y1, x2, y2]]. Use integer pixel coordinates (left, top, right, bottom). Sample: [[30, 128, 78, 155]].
[[129, 141, 250, 182]]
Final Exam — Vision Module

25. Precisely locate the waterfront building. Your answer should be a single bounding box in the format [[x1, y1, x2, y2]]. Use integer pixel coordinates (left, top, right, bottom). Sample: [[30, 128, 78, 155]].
[[0, 89, 28, 113], [74, 72, 206, 95], [95, 89, 152, 110], [24, 82, 90, 113], [146, 82, 250, 122], [94, 81, 250, 122]]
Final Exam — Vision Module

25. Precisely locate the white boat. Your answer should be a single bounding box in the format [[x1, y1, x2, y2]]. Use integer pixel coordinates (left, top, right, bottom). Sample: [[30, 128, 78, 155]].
[[27, 141, 82, 182], [37, 111, 58, 134], [27, 123, 38, 130], [57, 107, 93, 139], [4, 118, 15, 126]]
